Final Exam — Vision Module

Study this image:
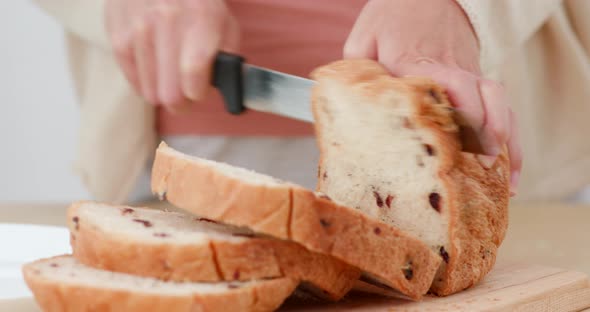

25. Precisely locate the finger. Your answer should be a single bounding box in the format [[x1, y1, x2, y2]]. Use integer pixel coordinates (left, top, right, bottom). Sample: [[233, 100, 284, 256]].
[[132, 18, 158, 104], [104, 0, 129, 41], [507, 109, 523, 196], [479, 79, 510, 153], [180, 17, 222, 102], [343, 17, 377, 59], [343, 37, 378, 60], [393, 63, 490, 152], [111, 22, 140, 93], [114, 46, 141, 94], [106, 1, 141, 92], [221, 15, 240, 53], [153, 5, 186, 110]]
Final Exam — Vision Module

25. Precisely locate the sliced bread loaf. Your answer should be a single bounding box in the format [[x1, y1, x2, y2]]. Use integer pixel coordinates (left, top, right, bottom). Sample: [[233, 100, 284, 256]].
[[310, 60, 510, 295], [23, 255, 296, 312], [151, 142, 442, 300], [67, 201, 359, 300]]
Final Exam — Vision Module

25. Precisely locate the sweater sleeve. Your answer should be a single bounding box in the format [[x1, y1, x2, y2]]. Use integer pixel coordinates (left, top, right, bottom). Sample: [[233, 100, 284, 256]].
[[31, 0, 110, 50], [455, 0, 563, 73]]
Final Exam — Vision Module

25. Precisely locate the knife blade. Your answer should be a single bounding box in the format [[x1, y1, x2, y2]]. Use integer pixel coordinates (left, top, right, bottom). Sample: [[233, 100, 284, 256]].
[[212, 52, 313, 122], [212, 52, 485, 154], [242, 64, 314, 122]]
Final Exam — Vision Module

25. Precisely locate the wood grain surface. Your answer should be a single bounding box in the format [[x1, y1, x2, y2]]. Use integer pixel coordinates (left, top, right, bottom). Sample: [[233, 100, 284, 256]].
[[282, 262, 590, 311]]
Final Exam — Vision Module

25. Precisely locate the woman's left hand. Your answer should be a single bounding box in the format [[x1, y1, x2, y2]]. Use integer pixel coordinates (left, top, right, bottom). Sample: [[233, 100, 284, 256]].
[[344, 0, 522, 195]]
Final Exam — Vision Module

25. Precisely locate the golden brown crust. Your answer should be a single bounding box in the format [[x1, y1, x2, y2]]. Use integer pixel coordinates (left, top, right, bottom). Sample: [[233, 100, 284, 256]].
[[151, 146, 291, 238], [432, 151, 509, 295], [151, 143, 441, 300], [23, 256, 297, 312], [310, 59, 510, 296], [67, 202, 359, 301], [291, 190, 441, 299]]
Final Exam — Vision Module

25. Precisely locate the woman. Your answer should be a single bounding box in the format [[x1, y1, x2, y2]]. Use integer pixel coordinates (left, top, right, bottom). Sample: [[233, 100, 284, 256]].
[[33, 0, 589, 203]]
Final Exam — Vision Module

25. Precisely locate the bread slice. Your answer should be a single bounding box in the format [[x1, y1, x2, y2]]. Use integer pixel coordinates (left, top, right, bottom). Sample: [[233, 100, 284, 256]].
[[151, 142, 441, 300], [67, 201, 359, 301], [310, 60, 510, 295], [23, 255, 296, 312]]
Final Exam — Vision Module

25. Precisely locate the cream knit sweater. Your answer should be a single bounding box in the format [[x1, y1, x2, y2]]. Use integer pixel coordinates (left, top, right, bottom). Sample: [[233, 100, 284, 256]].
[[33, 0, 590, 202]]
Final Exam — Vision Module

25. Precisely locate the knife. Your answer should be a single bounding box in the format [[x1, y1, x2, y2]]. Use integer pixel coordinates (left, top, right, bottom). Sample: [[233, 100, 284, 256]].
[[212, 52, 314, 122], [212, 52, 485, 154]]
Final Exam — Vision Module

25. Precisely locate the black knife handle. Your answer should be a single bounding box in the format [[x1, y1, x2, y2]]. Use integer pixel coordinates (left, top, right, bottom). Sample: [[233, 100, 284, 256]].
[[212, 52, 245, 115]]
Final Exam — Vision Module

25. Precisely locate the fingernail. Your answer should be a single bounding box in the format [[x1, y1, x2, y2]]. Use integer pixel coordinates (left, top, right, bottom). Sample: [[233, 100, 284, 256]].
[[183, 86, 197, 102], [164, 97, 193, 115], [510, 171, 520, 196], [487, 145, 502, 157], [184, 82, 207, 103], [180, 66, 206, 102], [477, 155, 497, 169]]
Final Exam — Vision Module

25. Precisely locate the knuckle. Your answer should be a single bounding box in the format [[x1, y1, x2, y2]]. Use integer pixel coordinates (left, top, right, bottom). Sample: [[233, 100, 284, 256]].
[[151, 3, 179, 21]]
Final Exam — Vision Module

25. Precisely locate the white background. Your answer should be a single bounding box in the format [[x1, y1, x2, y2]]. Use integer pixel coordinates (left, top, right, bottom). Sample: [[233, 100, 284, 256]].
[[0, 1, 89, 202]]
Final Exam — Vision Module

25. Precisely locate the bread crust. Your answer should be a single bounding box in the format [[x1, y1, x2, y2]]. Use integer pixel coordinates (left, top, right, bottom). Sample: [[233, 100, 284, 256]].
[[151, 143, 441, 300], [310, 59, 510, 296], [68, 202, 359, 301], [23, 256, 297, 312], [151, 147, 292, 238], [291, 190, 441, 298]]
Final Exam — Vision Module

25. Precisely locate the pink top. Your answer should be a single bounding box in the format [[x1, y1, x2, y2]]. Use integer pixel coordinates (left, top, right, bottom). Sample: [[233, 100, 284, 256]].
[[157, 0, 367, 136]]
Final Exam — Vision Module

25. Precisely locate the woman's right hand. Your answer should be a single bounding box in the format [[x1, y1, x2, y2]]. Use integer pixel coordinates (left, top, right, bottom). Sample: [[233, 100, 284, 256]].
[[105, 0, 240, 112]]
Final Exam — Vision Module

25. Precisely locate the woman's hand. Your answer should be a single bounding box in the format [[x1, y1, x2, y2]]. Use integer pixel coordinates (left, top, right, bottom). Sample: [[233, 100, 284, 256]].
[[344, 0, 522, 194], [105, 0, 240, 112]]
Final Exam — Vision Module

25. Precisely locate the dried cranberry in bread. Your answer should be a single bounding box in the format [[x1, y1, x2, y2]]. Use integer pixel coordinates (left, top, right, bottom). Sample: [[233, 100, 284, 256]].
[[23, 256, 296, 312], [68, 201, 359, 301], [151, 142, 441, 300], [311, 59, 510, 295]]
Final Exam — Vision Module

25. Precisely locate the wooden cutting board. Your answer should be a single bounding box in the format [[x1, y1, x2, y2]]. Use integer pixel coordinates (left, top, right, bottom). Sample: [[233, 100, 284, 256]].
[[282, 262, 590, 312], [2, 262, 589, 311]]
